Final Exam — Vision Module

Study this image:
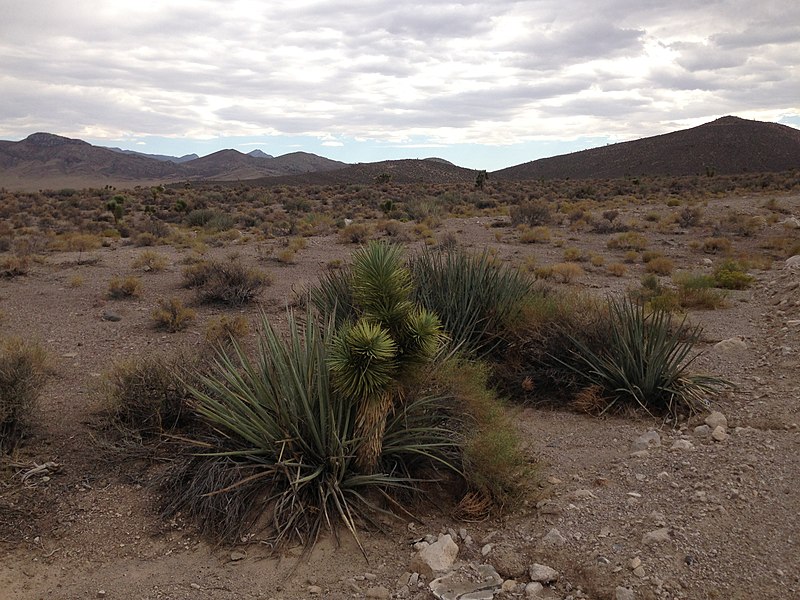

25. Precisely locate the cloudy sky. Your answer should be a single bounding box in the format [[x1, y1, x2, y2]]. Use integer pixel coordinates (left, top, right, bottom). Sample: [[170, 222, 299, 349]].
[[1, 1, 798, 169]]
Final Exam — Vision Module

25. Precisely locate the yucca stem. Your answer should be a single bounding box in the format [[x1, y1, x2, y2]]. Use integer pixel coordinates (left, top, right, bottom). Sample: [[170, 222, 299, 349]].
[[354, 389, 394, 473]]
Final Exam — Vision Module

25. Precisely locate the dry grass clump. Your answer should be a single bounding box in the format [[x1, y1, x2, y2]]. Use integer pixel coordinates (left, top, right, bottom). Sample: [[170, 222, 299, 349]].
[[103, 353, 200, 436], [606, 262, 627, 277], [702, 237, 732, 254], [132, 250, 168, 272], [0, 338, 47, 452], [518, 225, 552, 244], [152, 297, 196, 332], [645, 256, 675, 276], [338, 223, 372, 244], [0, 256, 29, 278], [204, 315, 249, 347], [607, 232, 648, 251], [107, 276, 142, 299], [183, 259, 270, 305], [551, 262, 584, 283], [510, 200, 552, 226]]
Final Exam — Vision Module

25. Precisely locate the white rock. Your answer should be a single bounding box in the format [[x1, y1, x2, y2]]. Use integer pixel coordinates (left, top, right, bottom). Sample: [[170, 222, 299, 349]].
[[785, 255, 800, 270], [409, 534, 459, 578], [631, 430, 661, 451], [641, 528, 670, 545], [528, 563, 559, 583], [615, 586, 636, 600], [525, 582, 544, 597], [779, 217, 800, 229], [542, 528, 567, 546], [705, 411, 728, 430], [670, 439, 694, 451], [711, 426, 729, 442], [713, 338, 747, 352], [693, 424, 711, 438], [308, 585, 322, 595]]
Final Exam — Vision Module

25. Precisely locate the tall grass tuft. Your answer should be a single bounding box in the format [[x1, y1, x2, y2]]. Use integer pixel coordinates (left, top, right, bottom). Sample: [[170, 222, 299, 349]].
[[408, 249, 532, 357], [0, 338, 46, 452], [558, 297, 728, 418]]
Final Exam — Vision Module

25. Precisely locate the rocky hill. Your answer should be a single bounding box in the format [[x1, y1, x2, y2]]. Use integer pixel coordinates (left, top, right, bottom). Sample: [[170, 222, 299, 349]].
[[493, 116, 800, 180]]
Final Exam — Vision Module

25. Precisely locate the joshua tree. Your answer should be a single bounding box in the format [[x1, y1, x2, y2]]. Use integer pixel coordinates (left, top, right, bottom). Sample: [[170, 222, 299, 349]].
[[327, 241, 444, 473], [475, 170, 488, 190]]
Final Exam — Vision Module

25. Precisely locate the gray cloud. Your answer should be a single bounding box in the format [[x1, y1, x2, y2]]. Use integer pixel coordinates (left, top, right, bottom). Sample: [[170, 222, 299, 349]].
[[0, 0, 797, 147]]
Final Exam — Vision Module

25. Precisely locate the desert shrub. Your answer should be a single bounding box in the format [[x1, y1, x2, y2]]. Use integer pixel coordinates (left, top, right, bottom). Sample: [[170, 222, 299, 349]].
[[645, 256, 674, 276], [510, 200, 552, 226], [183, 259, 270, 305], [408, 248, 532, 357], [702, 237, 732, 254], [0, 256, 29, 278], [204, 315, 249, 347], [103, 353, 198, 435], [629, 274, 681, 313], [551, 262, 584, 283], [339, 223, 372, 244], [152, 297, 196, 332], [713, 260, 754, 290], [607, 232, 648, 251], [107, 276, 142, 299], [160, 312, 460, 547], [0, 338, 46, 452], [133, 232, 158, 247], [673, 273, 728, 309], [606, 262, 626, 277], [589, 253, 604, 267], [555, 297, 728, 417], [563, 247, 584, 262], [132, 250, 168, 272], [518, 226, 551, 244], [677, 206, 703, 228]]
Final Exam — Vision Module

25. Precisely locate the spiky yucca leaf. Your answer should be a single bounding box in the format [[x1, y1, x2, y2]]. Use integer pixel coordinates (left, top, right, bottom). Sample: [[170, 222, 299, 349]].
[[400, 308, 445, 365], [327, 319, 398, 402], [559, 297, 728, 417], [351, 241, 414, 328]]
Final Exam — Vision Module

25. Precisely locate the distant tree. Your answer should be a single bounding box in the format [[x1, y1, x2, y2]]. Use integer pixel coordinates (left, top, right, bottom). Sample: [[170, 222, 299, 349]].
[[105, 195, 125, 224]]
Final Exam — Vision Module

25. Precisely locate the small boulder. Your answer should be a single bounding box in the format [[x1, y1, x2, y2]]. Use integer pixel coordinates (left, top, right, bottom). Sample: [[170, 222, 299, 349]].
[[631, 430, 660, 452], [642, 528, 670, 546], [785, 255, 800, 270], [528, 563, 558, 583], [409, 534, 459, 579], [693, 424, 711, 438], [670, 439, 694, 451], [713, 338, 746, 352], [704, 411, 728, 430], [711, 426, 729, 442], [525, 582, 544, 597], [542, 528, 566, 546]]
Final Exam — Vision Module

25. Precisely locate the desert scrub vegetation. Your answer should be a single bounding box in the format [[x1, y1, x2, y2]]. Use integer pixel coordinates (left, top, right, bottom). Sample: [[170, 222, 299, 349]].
[[103, 353, 200, 436], [518, 225, 552, 244], [509, 199, 552, 226], [0, 338, 46, 452], [182, 258, 270, 305], [152, 297, 196, 332], [107, 275, 142, 299], [132, 249, 168, 272], [607, 232, 648, 251], [555, 298, 728, 418], [713, 259, 754, 289], [204, 315, 250, 347]]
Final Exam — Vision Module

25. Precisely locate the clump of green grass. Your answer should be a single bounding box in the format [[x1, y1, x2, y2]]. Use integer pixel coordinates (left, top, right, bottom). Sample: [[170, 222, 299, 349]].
[[713, 259, 754, 290]]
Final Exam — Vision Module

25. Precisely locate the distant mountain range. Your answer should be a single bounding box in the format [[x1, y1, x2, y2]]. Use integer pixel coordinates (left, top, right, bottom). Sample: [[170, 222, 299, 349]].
[[0, 116, 798, 190]]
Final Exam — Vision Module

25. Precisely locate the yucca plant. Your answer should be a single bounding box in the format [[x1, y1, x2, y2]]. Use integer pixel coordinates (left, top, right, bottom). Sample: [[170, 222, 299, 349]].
[[163, 311, 460, 550], [327, 241, 444, 473], [408, 248, 532, 357], [558, 297, 728, 418]]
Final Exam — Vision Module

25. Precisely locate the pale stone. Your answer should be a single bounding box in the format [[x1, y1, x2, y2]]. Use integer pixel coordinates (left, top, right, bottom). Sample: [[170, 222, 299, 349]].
[[409, 534, 459, 579], [528, 563, 559, 583]]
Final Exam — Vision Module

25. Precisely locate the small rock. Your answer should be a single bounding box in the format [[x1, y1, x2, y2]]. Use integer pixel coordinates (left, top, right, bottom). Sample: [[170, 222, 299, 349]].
[[633, 566, 646, 578], [190, 583, 201, 590], [642, 528, 670, 546], [711, 426, 729, 442], [97, 592, 107, 599], [501, 579, 517, 592], [525, 582, 544, 597], [229, 550, 246, 561], [705, 411, 728, 430], [630, 450, 650, 458], [542, 528, 566, 546], [670, 439, 694, 451], [101, 311, 122, 322], [366, 586, 390, 599], [631, 430, 661, 452], [713, 338, 746, 352], [693, 424, 711, 438], [409, 534, 459, 579], [784, 255, 800, 270], [570, 489, 596, 500], [615, 586, 636, 600], [629, 557, 641, 569], [481, 543, 493, 557], [308, 585, 323, 594], [528, 563, 558, 583]]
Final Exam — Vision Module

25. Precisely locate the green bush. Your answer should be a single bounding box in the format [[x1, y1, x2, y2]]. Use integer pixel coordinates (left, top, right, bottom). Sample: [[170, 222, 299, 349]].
[[161, 312, 460, 547], [713, 260, 754, 290], [408, 249, 531, 357], [0, 338, 46, 452], [557, 298, 728, 418]]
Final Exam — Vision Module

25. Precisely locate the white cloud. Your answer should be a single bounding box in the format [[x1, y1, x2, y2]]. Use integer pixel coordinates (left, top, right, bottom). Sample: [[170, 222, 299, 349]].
[[0, 0, 797, 160]]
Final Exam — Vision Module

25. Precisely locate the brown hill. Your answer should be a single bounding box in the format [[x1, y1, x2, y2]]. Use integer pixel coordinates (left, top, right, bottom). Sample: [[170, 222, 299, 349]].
[[0, 133, 184, 189], [493, 116, 800, 181], [0, 134, 347, 190], [241, 158, 477, 187]]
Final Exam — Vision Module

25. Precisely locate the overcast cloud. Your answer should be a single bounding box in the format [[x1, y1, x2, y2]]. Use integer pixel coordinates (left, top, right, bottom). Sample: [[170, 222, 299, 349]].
[[0, 0, 797, 169]]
